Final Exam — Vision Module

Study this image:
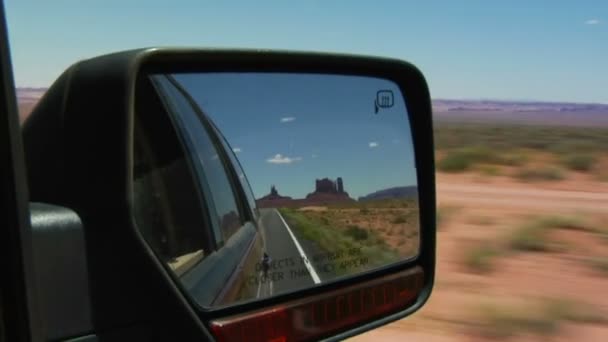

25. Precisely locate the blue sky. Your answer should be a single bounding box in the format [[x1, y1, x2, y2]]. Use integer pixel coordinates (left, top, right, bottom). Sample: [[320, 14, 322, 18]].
[[171, 73, 416, 199], [5, 1, 608, 103]]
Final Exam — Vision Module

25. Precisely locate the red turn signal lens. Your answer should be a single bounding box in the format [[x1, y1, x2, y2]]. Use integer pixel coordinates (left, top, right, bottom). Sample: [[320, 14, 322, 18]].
[[210, 267, 424, 342]]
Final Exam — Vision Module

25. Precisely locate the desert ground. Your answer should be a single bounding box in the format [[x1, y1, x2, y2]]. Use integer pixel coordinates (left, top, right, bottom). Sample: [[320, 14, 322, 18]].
[[293, 200, 419, 256], [278, 200, 419, 279], [351, 123, 608, 341]]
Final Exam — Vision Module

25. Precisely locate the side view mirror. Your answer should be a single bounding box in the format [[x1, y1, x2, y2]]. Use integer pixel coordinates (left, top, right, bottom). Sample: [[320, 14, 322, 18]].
[[22, 48, 435, 341]]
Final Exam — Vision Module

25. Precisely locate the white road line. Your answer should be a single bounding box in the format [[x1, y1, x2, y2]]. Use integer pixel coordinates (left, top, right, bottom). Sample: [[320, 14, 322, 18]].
[[275, 209, 322, 284]]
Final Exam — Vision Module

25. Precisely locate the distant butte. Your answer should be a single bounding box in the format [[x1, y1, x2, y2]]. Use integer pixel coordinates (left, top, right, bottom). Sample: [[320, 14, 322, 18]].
[[305, 177, 352, 202], [257, 185, 292, 202], [256, 177, 355, 208]]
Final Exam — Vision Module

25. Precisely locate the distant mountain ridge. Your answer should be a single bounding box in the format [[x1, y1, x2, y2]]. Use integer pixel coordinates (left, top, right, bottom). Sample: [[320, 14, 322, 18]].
[[358, 186, 418, 201], [15, 88, 608, 112], [15, 88, 608, 126], [432, 99, 608, 113], [16, 87, 47, 104]]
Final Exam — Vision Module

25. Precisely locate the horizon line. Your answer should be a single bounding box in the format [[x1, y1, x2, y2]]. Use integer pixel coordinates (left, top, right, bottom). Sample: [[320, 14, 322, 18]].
[[14, 86, 608, 106]]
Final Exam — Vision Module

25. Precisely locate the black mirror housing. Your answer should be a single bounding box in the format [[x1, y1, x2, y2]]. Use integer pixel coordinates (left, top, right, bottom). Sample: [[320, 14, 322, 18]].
[[22, 48, 435, 341]]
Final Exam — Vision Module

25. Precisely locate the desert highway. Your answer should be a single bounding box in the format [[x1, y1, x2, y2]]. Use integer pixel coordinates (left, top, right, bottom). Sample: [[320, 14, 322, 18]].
[[256, 208, 323, 298]]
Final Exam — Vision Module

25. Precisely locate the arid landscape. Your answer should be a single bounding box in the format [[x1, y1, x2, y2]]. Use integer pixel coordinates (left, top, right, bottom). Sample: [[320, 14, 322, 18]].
[[17, 90, 608, 341], [278, 198, 420, 277], [353, 177, 608, 341], [258, 175, 420, 277], [351, 108, 608, 341]]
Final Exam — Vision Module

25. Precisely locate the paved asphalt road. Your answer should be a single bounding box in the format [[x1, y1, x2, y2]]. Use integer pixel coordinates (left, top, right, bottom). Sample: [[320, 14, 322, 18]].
[[256, 208, 322, 298]]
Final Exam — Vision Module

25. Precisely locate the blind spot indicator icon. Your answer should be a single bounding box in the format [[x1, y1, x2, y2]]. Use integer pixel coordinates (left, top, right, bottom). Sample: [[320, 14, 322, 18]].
[[374, 90, 394, 114]]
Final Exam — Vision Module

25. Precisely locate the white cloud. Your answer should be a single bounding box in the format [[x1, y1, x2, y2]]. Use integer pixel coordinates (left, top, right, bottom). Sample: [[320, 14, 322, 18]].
[[266, 154, 302, 164], [369, 142, 379, 148], [232, 147, 242, 153], [585, 19, 600, 25], [280, 117, 296, 123]]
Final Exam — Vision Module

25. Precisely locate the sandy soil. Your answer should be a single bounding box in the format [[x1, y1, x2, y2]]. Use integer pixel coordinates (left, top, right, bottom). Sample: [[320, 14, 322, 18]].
[[350, 175, 608, 342], [298, 206, 328, 211], [438, 181, 608, 214]]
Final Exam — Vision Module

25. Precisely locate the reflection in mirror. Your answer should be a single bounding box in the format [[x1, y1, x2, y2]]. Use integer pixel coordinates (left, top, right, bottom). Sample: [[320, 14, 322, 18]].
[[134, 72, 419, 309]]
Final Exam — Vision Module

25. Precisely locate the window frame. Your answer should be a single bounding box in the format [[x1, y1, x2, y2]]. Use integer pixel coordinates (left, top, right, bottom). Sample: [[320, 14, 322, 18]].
[[206, 118, 259, 222], [150, 74, 256, 241], [165, 74, 256, 224], [0, 3, 42, 340], [132, 73, 220, 264], [137, 74, 265, 310]]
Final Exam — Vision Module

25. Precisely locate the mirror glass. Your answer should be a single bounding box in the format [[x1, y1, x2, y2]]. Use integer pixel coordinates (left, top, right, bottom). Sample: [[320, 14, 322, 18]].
[[133, 72, 420, 309]]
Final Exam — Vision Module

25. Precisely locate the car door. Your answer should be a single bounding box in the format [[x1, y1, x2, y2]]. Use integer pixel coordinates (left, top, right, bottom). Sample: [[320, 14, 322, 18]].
[[132, 73, 265, 308]]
